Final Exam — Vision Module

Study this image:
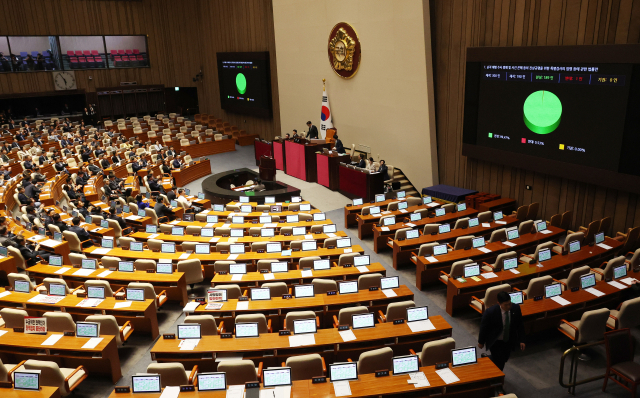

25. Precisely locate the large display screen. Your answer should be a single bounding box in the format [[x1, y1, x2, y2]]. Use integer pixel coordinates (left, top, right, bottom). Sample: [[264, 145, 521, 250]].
[[217, 52, 272, 117], [462, 45, 640, 193]]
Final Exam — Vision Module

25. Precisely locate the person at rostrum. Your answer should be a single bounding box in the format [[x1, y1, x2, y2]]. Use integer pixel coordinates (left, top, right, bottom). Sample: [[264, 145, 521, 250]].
[[478, 291, 525, 383], [306, 121, 318, 139], [332, 134, 345, 154]]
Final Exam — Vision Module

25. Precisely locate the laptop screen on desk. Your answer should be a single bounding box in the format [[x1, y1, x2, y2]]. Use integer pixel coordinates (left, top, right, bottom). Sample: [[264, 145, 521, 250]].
[[313, 213, 326, 221], [569, 241, 581, 253], [195, 244, 210, 254], [292, 227, 305, 236], [263, 368, 292, 388], [232, 216, 244, 224], [468, 218, 479, 227], [271, 262, 288, 273], [301, 241, 317, 251], [250, 288, 271, 301], [294, 284, 314, 298], [354, 255, 370, 266], [464, 264, 480, 277], [544, 283, 562, 298], [198, 373, 226, 391], [287, 215, 299, 223], [538, 249, 552, 262], [82, 259, 97, 269], [13, 371, 40, 391], [393, 355, 419, 375], [433, 244, 448, 256], [146, 225, 158, 233], [77, 322, 100, 338], [581, 273, 596, 289], [177, 324, 201, 339], [594, 232, 605, 244], [293, 319, 316, 334], [338, 281, 358, 294], [507, 228, 519, 240], [451, 347, 477, 367], [229, 263, 246, 274], [375, 194, 385, 203], [352, 313, 374, 329], [207, 215, 219, 223], [229, 243, 245, 254], [352, 198, 363, 206], [201, 228, 214, 237], [323, 224, 337, 233], [49, 255, 62, 266], [381, 276, 399, 290], [235, 322, 259, 338], [266, 243, 281, 253], [329, 363, 357, 382], [118, 261, 134, 272], [614, 265, 627, 280], [435, 208, 445, 217], [407, 306, 428, 322], [132, 375, 161, 393], [438, 224, 450, 234], [503, 257, 518, 271], [509, 291, 523, 304], [313, 259, 330, 270], [87, 286, 105, 299]]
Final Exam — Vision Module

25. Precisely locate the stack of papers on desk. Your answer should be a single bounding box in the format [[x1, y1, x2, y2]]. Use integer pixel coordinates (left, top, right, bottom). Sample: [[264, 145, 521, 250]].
[[183, 302, 200, 312], [206, 303, 223, 310], [425, 256, 438, 263], [236, 302, 249, 311], [54, 267, 71, 274], [275, 385, 291, 398], [159, 386, 180, 398], [435, 368, 459, 384], [550, 296, 571, 306], [0, 330, 8, 338], [356, 266, 369, 273], [179, 253, 191, 259], [82, 337, 103, 349], [408, 319, 436, 333], [301, 270, 313, 277], [481, 272, 498, 279], [608, 281, 627, 290], [125, 215, 141, 220], [333, 381, 351, 397], [147, 233, 160, 239], [98, 270, 113, 277], [339, 329, 356, 342], [170, 220, 181, 225], [381, 227, 390, 232], [91, 248, 111, 255], [427, 202, 440, 207], [226, 385, 245, 398], [289, 334, 315, 347], [209, 237, 220, 242], [227, 254, 239, 260], [477, 247, 492, 253], [0, 291, 11, 299], [114, 301, 133, 309], [40, 239, 61, 247], [326, 233, 337, 238], [620, 277, 638, 285], [597, 243, 613, 250], [585, 288, 605, 297], [495, 221, 507, 225], [28, 295, 65, 304], [503, 241, 517, 247], [205, 223, 215, 228], [41, 334, 64, 346], [231, 274, 243, 281], [179, 338, 200, 351], [263, 223, 277, 228], [263, 273, 275, 280], [482, 223, 491, 228], [382, 289, 397, 298], [73, 268, 95, 276], [408, 372, 430, 387], [539, 229, 553, 234], [76, 299, 103, 307]]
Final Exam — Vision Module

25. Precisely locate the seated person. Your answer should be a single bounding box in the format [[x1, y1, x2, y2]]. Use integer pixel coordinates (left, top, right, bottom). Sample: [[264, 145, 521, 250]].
[[333, 134, 345, 154], [15, 235, 50, 266], [357, 153, 366, 168]]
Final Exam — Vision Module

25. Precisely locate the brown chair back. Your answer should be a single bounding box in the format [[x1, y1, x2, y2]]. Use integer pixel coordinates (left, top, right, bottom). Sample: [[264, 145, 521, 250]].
[[560, 210, 573, 230], [526, 202, 539, 220]]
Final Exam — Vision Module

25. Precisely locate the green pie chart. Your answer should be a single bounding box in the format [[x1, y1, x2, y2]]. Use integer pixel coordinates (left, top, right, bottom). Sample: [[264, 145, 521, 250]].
[[523, 90, 562, 134], [236, 73, 247, 95]]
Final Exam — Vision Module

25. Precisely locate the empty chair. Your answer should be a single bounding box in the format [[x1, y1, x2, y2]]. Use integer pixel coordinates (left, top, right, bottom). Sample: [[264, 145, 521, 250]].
[[213, 261, 236, 274], [337, 252, 360, 267], [84, 280, 118, 297], [607, 297, 640, 330], [577, 220, 599, 244], [184, 315, 223, 335], [333, 306, 368, 327], [593, 256, 627, 281], [518, 220, 534, 235], [357, 273, 382, 290], [0, 357, 21, 382], [393, 228, 413, 240], [488, 229, 507, 243], [478, 211, 493, 223], [602, 328, 640, 397], [0, 308, 28, 328], [357, 347, 393, 374], [284, 311, 317, 330], [41, 277, 73, 295], [256, 259, 278, 272], [442, 204, 456, 213], [378, 300, 416, 323], [177, 259, 203, 287], [520, 241, 555, 263], [481, 251, 517, 272], [516, 275, 553, 298], [552, 232, 584, 254], [413, 337, 456, 366], [470, 284, 511, 314], [411, 242, 440, 263], [147, 239, 165, 251], [146, 363, 197, 388], [43, 312, 76, 332], [451, 235, 474, 250], [134, 259, 157, 271], [557, 266, 591, 291], [127, 282, 167, 309], [217, 360, 260, 386], [558, 308, 610, 346], [311, 278, 337, 294], [24, 360, 86, 396], [439, 259, 475, 284], [211, 283, 242, 299], [286, 354, 325, 381], [262, 282, 288, 296], [85, 315, 133, 345], [101, 256, 121, 269], [186, 226, 202, 236], [235, 314, 271, 333], [422, 224, 440, 235], [512, 205, 528, 221], [8, 273, 36, 292], [387, 202, 400, 211], [453, 217, 469, 229], [182, 242, 199, 253], [549, 214, 562, 228], [526, 202, 539, 220]]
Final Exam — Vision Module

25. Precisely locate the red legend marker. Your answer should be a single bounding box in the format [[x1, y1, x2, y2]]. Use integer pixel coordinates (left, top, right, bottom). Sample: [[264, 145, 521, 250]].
[[521, 138, 527, 143]]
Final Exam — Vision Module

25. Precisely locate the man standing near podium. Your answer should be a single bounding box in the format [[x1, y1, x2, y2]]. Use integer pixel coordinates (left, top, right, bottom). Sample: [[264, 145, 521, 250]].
[[306, 121, 318, 139]]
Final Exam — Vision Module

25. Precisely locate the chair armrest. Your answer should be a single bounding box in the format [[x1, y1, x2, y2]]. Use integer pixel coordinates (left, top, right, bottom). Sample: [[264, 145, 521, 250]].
[[378, 310, 386, 323], [332, 262, 338, 267], [64, 365, 87, 393], [627, 251, 635, 256], [332, 315, 339, 328], [609, 314, 619, 329], [520, 254, 535, 260], [471, 296, 485, 312], [188, 365, 198, 385], [267, 319, 272, 333], [257, 362, 263, 383], [217, 321, 225, 334], [439, 270, 450, 278], [113, 287, 125, 295], [592, 268, 604, 277], [559, 319, 579, 341], [156, 290, 167, 305], [553, 279, 567, 288], [482, 261, 495, 270], [321, 357, 326, 374], [119, 320, 133, 342], [7, 360, 26, 379], [578, 226, 587, 233], [551, 242, 564, 248], [616, 231, 627, 238], [316, 316, 320, 327], [512, 287, 526, 298], [35, 283, 44, 289], [447, 244, 454, 250], [242, 290, 248, 297], [70, 285, 83, 294]]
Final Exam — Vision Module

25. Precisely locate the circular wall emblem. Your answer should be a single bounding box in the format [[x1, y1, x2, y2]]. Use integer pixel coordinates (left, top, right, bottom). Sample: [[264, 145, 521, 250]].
[[328, 22, 361, 79]]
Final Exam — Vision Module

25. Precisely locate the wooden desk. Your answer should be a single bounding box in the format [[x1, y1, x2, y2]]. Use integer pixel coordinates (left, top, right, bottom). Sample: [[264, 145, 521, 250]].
[[83, 245, 366, 279], [445, 237, 622, 315], [26, 263, 188, 306], [372, 207, 476, 253], [284, 140, 329, 183], [211, 262, 387, 288], [0, 386, 60, 398], [338, 165, 384, 203], [0, 288, 159, 339], [519, 271, 638, 334], [150, 315, 452, 370], [344, 197, 421, 229], [225, 200, 313, 209], [131, 231, 348, 248], [414, 226, 565, 289], [316, 152, 351, 191], [174, 139, 235, 158], [254, 139, 273, 166], [165, 219, 332, 233], [478, 198, 517, 213], [108, 357, 502, 398], [199, 208, 321, 220], [83, 174, 104, 202], [356, 202, 438, 239], [0, 330, 121, 383], [193, 285, 413, 329], [38, 173, 68, 206], [172, 160, 212, 187], [0, 256, 16, 286], [391, 216, 519, 269]]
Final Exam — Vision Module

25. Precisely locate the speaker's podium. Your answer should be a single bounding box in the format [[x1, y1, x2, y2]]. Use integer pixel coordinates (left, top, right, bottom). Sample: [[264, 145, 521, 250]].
[[259, 155, 276, 181]]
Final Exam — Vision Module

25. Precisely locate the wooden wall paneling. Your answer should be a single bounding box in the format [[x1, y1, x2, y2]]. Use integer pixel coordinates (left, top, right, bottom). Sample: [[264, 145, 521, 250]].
[[432, 0, 640, 233]]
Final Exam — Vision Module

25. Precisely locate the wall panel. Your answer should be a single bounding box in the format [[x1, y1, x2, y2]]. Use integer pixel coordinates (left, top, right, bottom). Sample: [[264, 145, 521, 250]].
[[432, 0, 640, 233]]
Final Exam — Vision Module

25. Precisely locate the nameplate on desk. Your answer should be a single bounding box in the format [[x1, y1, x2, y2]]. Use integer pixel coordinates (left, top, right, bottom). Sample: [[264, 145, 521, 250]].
[[571, 287, 579, 292], [369, 286, 379, 291], [251, 220, 258, 224], [279, 330, 291, 336], [259, 269, 269, 274], [146, 269, 155, 273], [327, 246, 335, 250], [375, 370, 390, 377], [343, 264, 352, 268], [534, 296, 543, 301], [64, 331, 75, 337], [194, 297, 206, 304], [257, 250, 265, 253], [326, 290, 337, 296], [115, 386, 131, 393], [218, 271, 228, 275], [393, 319, 405, 325], [180, 385, 195, 392], [282, 294, 293, 299], [246, 382, 260, 389], [163, 333, 176, 339], [220, 333, 233, 339], [0, 381, 12, 388], [115, 295, 125, 300], [73, 264, 81, 268], [338, 325, 349, 331], [238, 296, 249, 301], [109, 267, 117, 271], [292, 248, 300, 252], [13, 327, 23, 333], [435, 362, 449, 370], [312, 376, 327, 384]]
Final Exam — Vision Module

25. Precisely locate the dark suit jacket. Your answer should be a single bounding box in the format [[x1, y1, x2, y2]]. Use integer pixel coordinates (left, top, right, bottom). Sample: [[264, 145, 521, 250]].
[[307, 125, 319, 139], [18, 193, 30, 205], [167, 191, 177, 202], [154, 202, 173, 219], [357, 159, 366, 168], [53, 221, 68, 233], [18, 244, 40, 266], [335, 139, 345, 154], [69, 225, 91, 242], [478, 303, 525, 350], [100, 159, 110, 169], [378, 164, 389, 180]]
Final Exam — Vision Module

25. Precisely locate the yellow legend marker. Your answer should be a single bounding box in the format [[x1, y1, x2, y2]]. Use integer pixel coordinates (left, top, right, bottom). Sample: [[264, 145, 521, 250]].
[[559, 144, 565, 150]]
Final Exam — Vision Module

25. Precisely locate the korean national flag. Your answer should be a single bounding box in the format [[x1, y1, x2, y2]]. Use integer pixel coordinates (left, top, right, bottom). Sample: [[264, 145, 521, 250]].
[[320, 90, 333, 139]]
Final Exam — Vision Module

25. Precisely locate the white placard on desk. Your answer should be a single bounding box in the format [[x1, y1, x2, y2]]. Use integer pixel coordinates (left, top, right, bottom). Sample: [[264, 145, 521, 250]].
[[73, 268, 95, 276], [503, 241, 517, 247], [435, 368, 460, 384], [55, 267, 71, 275], [481, 272, 497, 279], [92, 248, 111, 255], [408, 319, 435, 333], [382, 289, 397, 298], [381, 227, 390, 231], [477, 247, 492, 253], [231, 274, 243, 281], [597, 243, 613, 250], [227, 254, 239, 260], [98, 270, 113, 277], [41, 334, 64, 346], [147, 233, 160, 239], [550, 296, 571, 306], [339, 329, 357, 342], [608, 281, 626, 290], [425, 256, 438, 263], [539, 229, 553, 234], [356, 266, 369, 273], [236, 302, 249, 311], [301, 270, 313, 278], [585, 288, 605, 297], [481, 223, 491, 228], [82, 337, 103, 349]]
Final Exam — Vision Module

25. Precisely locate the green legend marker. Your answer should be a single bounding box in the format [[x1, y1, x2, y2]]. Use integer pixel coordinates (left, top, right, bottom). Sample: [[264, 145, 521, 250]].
[[236, 73, 247, 95], [488, 133, 493, 138], [523, 90, 562, 134]]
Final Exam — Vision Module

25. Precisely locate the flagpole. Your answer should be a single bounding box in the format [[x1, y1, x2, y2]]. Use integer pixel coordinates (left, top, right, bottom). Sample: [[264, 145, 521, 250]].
[[323, 78, 325, 91]]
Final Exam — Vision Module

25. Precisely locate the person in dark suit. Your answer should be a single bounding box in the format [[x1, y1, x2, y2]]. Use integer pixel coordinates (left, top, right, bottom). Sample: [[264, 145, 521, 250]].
[[306, 121, 319, 139], [478, 292, 525, 376], [131, 157, 143, 174], [100, 156, 111, 170], [166, 187, 177, 202], [17, 187, 30, 205], [107, 207, 127, 230], [76, 201, 90, 218], [154, 201, 173, 220], [356, 153, 366, 168], [15, 131, 25, 141], [161, 160, 172, 176], [148, 174, 164, 194], [11, 138, 21, 150], [378, 160, 389, 180], [51, 213, 68, 233], [172, 156, 182, 169], [22, 159, 33, 170], [333, 134, 345, 154], [25, 181, 41, 200], [15, 235, 49, 266], [68, 217, 91, 243]]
